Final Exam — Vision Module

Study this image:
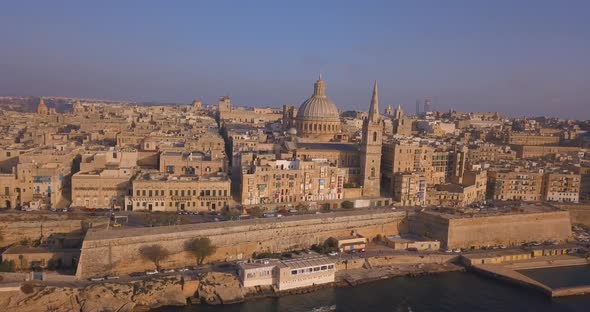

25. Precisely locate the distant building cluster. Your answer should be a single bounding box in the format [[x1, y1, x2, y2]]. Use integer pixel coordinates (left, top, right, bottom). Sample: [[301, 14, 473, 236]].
[[0, 76, 589, 213]]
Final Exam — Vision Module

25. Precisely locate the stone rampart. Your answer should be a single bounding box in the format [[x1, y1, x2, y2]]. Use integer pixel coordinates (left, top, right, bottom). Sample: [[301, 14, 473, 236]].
[[553, 203, 590, 225], [76, 210, 405, 279], [0, 217, 88, 247], [447, 211, 571, 248], [412, 210, 572, 249]]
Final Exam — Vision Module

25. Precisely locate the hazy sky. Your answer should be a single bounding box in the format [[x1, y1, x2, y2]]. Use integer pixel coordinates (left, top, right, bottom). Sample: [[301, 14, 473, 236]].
[[1, 0, 589, 118]]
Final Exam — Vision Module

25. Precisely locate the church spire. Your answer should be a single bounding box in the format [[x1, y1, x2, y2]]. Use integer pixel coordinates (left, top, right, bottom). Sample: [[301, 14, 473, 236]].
[[368, 80, 379, 122]]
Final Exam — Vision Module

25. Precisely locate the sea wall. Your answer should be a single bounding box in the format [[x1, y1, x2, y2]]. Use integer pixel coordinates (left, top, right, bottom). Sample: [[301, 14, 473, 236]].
[[366, 254, 457, 267], [76, 210, 406, 279]]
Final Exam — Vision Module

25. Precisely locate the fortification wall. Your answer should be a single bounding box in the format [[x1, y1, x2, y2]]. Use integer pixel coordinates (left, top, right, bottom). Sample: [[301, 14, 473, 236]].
[[76, 211, 405, 279], [553, 203, 590, 225], [447, 211, 572, 248], [0, 214, 93, 247], [412, 210, 572, 249], [409, 213, 450, 244]]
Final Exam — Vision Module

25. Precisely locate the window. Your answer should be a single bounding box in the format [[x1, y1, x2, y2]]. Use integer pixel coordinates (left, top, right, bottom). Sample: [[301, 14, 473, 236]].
[[373, 131, 378, 142], [291, 270, 298, 275], [313, 267, 320, 272], [321, 265, 327, 270]]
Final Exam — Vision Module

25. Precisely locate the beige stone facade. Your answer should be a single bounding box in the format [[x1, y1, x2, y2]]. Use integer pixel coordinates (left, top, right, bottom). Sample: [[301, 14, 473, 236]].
[[159, 151, 227, 177], [487, 169, 543, 201], [72, 168, 134, 209], [240, 158, 346, 206], [543, 173, 581, 203], [126, 172, 231, 212], [507, 133, 560, 146], [392, 173, 426, 206]]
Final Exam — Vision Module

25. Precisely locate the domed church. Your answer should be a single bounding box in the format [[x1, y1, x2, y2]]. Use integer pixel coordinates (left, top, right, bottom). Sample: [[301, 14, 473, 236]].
[[295, 75, 341, 141]]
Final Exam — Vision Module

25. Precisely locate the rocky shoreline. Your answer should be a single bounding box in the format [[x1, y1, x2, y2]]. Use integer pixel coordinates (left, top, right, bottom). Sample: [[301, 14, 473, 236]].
[[0, 262, 463, 311]]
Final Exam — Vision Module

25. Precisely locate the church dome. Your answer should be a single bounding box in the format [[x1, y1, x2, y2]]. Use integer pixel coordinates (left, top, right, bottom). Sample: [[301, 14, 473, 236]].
[[295, 76, 342, 139], [296, 77, 340, 122]]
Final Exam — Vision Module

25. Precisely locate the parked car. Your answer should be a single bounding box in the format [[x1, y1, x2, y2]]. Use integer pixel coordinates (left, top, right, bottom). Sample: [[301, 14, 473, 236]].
[[90, 277, 105, 281], [328, 251, 339, 256], [106, 276, 119, 280], [360, 248, 366, 253], [112, 223, 121, 228], [178, 268, 189, 272], [163, 269, 175, 273], [145, 270, 159, 275]]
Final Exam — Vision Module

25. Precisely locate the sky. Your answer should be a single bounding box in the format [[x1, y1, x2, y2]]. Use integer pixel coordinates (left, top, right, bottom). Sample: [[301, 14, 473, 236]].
[[0, 0, 589, 118]]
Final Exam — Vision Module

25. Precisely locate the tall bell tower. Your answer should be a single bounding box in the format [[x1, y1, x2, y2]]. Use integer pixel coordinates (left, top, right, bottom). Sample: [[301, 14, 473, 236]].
[[360, 81, 383, 197]]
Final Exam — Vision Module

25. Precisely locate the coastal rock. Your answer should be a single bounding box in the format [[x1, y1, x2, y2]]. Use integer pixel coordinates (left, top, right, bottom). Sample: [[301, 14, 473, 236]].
[[198, 272, 244, 304], [2, 285, 82, 312], [0, 277, 187, 312], [131, 277, 187, 309], [78, 282, 135, 312]]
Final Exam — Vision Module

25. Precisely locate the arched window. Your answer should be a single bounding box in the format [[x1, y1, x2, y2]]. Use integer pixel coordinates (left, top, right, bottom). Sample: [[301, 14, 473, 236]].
[[314, 124, 317, 131], [373, 132, 378, 142]]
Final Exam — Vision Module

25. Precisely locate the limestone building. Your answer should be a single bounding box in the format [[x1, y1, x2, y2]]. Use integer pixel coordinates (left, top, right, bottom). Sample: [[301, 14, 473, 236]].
[[71, 168, 134, 209], [159, 151, 227, 177], [486, 168, 544, 201], [126, 172, 231, 212], [542, 172, 581, 203], [240, 158, 346, 206], [392, 173, 427, 206]]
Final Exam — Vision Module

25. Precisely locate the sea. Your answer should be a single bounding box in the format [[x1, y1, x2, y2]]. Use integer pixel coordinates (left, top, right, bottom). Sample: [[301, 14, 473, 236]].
[[156, 269, 590, 312]]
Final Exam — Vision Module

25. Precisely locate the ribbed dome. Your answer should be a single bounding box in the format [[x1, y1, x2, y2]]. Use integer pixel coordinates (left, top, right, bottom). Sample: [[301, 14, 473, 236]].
[[296, 77, 340, 122]]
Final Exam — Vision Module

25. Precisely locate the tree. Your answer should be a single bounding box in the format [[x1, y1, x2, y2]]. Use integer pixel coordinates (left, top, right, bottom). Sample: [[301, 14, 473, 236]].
[[139, 244, 170, 271], [184, 237, 216, 265]]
